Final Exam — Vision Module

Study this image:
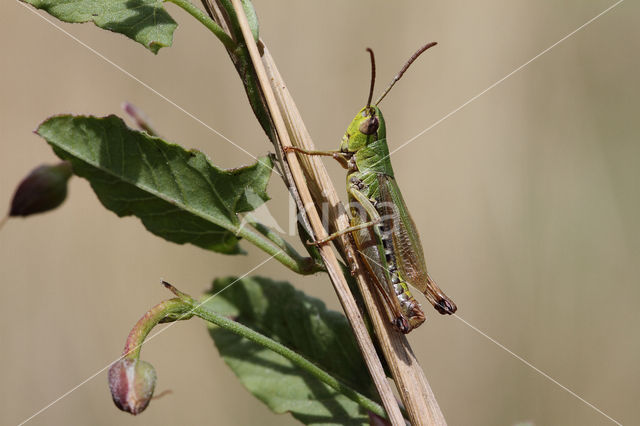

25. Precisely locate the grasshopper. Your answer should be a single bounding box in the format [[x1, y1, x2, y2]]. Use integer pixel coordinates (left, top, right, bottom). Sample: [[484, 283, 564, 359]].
[[286, 43, 456, 333]]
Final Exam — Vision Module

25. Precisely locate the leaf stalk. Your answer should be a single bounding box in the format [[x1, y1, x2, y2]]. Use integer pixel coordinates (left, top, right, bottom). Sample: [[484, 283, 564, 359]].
[[165, 0, 235, 50]]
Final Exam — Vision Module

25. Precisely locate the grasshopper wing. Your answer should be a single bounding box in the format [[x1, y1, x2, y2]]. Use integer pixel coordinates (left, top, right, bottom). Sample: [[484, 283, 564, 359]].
[[377, 174, 457, 314]]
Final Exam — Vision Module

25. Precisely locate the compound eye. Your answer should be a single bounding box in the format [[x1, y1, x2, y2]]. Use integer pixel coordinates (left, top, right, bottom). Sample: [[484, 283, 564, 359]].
[[359, 115, 379, 135]]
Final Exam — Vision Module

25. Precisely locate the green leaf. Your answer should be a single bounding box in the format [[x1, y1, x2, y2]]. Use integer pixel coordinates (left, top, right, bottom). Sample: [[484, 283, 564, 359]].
[[36, 114, 272, 254], [242, 0, 259, 42], [204, 276, 377, 425], [22, 0, 176, 53]]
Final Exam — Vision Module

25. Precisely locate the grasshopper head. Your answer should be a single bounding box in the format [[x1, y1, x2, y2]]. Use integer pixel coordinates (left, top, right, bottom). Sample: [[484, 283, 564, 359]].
[[341, 42, 436, 153], [340, 105, 386, 153]]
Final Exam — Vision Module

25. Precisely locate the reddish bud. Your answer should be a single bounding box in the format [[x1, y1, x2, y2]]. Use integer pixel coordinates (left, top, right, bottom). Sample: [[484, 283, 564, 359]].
[[368, 411, 392, 426], [122, 102, 157, 136], [9, 161, 72, 217], [108, 358, 157, 415]]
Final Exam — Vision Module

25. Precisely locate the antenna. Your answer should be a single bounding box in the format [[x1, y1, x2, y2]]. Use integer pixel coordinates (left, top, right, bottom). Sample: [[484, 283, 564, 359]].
[[365, 48, 376, 108], [374, 41, 437, 106]]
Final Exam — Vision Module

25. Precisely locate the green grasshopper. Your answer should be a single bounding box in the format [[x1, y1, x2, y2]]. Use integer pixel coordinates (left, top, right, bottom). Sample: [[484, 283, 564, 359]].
[[286, 43, 456, 333]]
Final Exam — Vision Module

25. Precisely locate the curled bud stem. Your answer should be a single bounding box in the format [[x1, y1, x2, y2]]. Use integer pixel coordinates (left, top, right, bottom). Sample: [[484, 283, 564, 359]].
[[121, 298, 192, 360], [109, 296, 192, 415], [110, 282, 390, 419]]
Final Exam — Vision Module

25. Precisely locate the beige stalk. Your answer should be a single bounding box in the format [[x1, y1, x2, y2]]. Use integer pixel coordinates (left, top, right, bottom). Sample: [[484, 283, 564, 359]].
[[231, 1, 447, 424]]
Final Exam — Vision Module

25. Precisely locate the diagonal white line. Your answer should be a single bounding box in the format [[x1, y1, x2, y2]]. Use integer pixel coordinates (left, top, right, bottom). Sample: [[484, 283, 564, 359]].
[[13, 1, 627, 425], [17, 251, 282, 426], [454, 314, 622, 425], [16, 0, 279, 176], [386, 0, 624, 159], [351, 5, 626, 423], [354, 245, 622, 424], [16, 363, 112, 426]]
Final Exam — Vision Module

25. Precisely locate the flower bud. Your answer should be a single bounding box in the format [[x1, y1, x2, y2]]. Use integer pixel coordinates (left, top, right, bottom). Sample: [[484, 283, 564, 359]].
[[108, 358, 157, 415], [9, 161, 72, 217], [368, 411, 392, 426], [122, 102, 157, 136]]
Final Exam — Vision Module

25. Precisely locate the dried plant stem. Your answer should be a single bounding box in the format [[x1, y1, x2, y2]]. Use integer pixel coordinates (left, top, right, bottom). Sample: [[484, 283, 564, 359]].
[[229, 1, 405, 424], [259, 33, 447, 426]]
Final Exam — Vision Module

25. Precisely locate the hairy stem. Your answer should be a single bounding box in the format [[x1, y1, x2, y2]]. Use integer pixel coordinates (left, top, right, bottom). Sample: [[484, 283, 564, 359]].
[[244, 215, 323, 271], [122, 298, 192, 359], [234, 224, 319, 275], [194, 298, 387, 418], [160, 282, 391, 419]]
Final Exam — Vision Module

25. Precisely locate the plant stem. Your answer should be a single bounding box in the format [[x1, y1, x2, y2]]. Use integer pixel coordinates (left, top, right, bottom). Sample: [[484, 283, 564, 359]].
[[234, 224, 320, 275], [165, 0, 235, 50], [187, 296, 389, 419], [155, 0, 317, 276], [244, 215, 324, 272], [259, 38, 447, 426], [228, 2, 405, 424], [122, 298, 192, 359]]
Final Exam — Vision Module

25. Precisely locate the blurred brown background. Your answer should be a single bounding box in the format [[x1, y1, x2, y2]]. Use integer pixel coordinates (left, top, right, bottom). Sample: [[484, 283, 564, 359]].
[[1, 0, 638, 425]]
